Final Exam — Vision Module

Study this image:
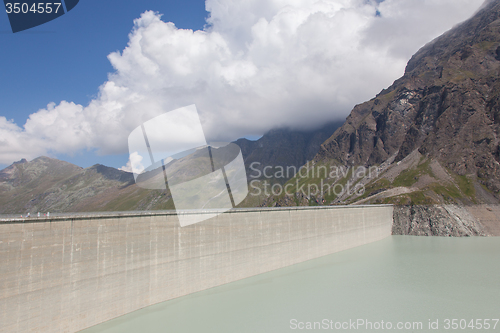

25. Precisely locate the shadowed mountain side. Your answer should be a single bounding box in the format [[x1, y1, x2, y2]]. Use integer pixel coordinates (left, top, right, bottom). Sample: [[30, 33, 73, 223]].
[[236, 121, 343, 180]]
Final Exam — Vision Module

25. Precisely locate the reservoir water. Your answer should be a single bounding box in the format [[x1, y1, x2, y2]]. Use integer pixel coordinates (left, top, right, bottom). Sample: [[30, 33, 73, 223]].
[[81, 236, 500, 332]]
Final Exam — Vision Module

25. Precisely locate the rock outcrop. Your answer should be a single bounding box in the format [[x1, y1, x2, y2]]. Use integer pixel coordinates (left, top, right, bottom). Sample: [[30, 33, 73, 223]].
[[392, 205, 489, 236]]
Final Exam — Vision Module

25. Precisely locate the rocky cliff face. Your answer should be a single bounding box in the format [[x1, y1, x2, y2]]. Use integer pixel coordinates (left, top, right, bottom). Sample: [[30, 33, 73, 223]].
[[315, 0, 500, 198], [393, 205, 489, 236]]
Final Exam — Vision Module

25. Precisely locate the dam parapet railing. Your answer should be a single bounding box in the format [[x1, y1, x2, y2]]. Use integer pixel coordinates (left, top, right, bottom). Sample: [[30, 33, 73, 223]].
[[0, 204, 393, 223], [0, 205, 393, 333]]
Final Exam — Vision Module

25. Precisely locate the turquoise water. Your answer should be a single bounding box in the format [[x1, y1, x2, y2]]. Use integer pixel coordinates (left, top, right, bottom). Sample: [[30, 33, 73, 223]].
[[82, 236, 500, 332]]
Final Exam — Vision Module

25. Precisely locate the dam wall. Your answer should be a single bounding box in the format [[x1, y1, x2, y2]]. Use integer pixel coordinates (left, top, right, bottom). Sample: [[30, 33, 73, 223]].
[[0, 205, 393, 333]]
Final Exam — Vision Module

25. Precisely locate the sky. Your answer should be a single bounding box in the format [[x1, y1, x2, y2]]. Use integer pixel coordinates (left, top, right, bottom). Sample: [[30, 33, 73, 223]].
[[0, 0, 486, 170]]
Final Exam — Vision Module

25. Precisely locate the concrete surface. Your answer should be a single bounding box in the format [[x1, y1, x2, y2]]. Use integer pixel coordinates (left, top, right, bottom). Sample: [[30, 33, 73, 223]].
[[0, 205, 393, 333]]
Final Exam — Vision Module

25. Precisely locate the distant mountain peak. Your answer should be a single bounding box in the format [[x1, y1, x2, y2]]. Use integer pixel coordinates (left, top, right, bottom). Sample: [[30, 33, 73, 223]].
[[12, 158, 27, 165]]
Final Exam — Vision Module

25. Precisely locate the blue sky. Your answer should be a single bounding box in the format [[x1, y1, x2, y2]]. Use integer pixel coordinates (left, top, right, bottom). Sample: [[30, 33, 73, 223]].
[[0, 0, 485, 171], [0, 0, 208, 169]]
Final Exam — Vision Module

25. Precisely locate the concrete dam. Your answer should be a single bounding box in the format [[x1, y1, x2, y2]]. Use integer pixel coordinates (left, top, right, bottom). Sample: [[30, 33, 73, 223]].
[[0, 205, 393, 333]]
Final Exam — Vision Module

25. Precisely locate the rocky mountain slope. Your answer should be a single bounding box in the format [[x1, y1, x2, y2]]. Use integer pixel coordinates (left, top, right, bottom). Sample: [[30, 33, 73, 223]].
[[258, 0, 500, 236], [265, 0, 500, 209], [323, 0, 500, 204], [0, 156, 173, 214]]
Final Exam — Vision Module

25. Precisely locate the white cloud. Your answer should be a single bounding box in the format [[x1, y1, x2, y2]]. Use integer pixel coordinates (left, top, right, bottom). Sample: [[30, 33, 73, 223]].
[[119, 152, 144, 173], [0, 0, 485, 165]]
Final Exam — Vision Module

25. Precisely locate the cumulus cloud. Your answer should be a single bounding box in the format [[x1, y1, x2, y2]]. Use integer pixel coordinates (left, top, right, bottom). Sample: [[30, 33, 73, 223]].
[[0, 0, 485, 165], [119, 152, 144, 173]]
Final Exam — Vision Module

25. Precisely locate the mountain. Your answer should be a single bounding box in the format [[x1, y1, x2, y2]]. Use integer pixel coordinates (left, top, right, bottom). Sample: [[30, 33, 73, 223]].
[[0, 156, 173, 214], [260, 0, 500, 236], [266, 0, 500, 207], [324, 0, 500, 205], [0, 123, 341, 213], [236, 121, 343, 180], [233, 121, 342, 207]]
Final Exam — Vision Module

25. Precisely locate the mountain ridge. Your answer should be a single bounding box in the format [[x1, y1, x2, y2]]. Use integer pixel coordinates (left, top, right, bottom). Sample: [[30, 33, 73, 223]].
[[0, 123, 341, 213]]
